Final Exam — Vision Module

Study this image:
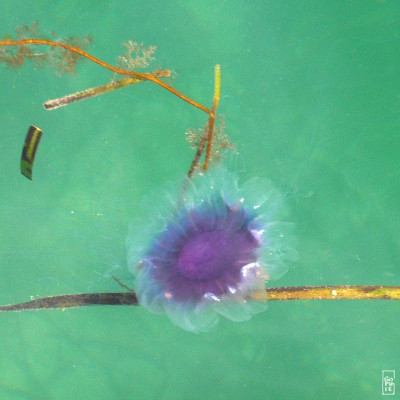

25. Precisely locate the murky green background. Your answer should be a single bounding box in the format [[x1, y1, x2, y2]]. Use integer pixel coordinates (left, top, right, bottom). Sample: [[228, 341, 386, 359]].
[[0, 1, 399, 399]]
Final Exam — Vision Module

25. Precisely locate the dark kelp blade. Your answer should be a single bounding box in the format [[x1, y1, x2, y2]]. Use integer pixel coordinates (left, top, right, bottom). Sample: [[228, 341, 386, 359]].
[[20, 125, 43, 180]]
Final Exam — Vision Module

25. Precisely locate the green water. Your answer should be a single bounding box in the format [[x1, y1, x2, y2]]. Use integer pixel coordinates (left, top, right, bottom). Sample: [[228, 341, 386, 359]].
[[0, 1, 399, 398]]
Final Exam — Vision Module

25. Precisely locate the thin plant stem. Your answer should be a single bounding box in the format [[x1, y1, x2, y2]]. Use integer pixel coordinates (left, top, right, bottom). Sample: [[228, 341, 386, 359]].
[[255, 285, 400, 301], [0, 39, 212, 116], [44, 70, 170, 110], [203, 64, 221, 170], [176, 131, 207, 209], [0, 286, 399, 312], [0, 293, 138, 311], [187, 132, 207, 178], [112, 275, 135, 293]]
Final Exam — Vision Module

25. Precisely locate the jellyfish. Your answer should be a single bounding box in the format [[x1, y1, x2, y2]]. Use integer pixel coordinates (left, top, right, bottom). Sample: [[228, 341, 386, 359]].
[[127, 167, 297, 332]]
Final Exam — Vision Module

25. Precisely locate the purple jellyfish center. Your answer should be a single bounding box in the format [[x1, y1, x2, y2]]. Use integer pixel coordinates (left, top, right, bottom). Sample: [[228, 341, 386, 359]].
[[177, 229, 241, 280], [149, 199, 262, 302]]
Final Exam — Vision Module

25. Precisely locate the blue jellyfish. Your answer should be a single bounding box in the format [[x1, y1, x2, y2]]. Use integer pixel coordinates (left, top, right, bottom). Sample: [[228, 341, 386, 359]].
[[127, 167, 297, 332]]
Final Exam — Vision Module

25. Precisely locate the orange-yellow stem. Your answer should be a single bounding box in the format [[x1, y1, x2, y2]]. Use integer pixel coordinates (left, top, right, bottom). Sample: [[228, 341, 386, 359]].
[[0, 39, 212, 116], [203, 64, 221, 170], [253, 285, 400, 301]]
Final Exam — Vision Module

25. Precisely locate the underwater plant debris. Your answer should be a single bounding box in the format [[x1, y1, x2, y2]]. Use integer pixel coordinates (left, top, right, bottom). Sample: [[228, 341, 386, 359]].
[[20, 125, 43, 180], [116, 40, 157, 71], [0, 22, 92, 75], [186, 116, 235, 172]]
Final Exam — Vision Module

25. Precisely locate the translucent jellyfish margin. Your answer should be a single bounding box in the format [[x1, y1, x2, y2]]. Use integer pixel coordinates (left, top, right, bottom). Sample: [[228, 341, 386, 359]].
[[127, 167, 298, 333]]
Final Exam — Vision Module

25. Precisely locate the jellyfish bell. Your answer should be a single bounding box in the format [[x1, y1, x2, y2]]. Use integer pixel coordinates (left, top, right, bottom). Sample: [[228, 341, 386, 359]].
[[127, 167, 297, 333]]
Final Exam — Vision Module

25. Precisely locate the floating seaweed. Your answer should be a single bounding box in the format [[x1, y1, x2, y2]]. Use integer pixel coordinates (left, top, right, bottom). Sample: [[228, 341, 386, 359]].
[[0, 22, 92, 75], [20, 125, 43, 180], [186, 116, 235, 175], [116, 39, 157, 71], [44, 69, 171, 110], [1, 286, 399, 313], [0, 23, 218, 171]]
